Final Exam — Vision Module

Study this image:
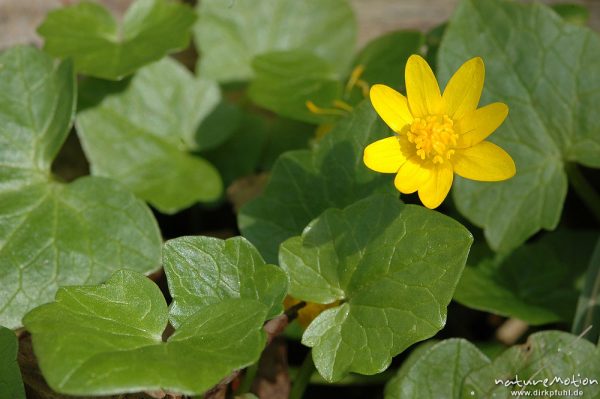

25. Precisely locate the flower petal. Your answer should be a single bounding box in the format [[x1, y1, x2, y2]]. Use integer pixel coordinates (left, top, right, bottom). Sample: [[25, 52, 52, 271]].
[[418, 162, 453, 209], [363, 136, 407, 173], [455, 103, 509, 148], [394, 156, 431, 194], [405, 54, 442, 117], [442, 57, 485, 120], [369, 84, 413, 132], [453, 141, 516, 181]]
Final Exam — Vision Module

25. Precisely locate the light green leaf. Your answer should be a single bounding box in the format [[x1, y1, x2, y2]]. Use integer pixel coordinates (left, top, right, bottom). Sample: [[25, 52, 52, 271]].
[[23, 270, 268, 396], [455, 230, 598, 325], [463, 331, 600, 398], [0, 326, 25, 399], [385, 339, 489, 399], [572, 237, 600, 343], [238, 101, 394, 263], [385, 332, 600, 399], [164, 236, 288, 328], [0, 46, 161, 329], [280, 193, 473, 381], [248, 50, 342, 124], [195, 0, 356, 82], [438, 0, 600, 252], [353, 30, 423, 90], [76, 57, 222, 214], [37, 0, 196, 80]]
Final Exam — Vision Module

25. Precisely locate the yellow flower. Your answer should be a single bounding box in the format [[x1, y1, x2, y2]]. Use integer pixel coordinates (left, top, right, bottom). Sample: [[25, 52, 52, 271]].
[[363, 55, 516, 209], [284, 296, 339, 328]]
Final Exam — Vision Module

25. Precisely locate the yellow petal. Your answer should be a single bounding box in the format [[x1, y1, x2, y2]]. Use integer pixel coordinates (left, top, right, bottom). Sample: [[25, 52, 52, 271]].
[[418, 162, 453, 209], [394, 156, 431, 194], [369, 84, 413, 132], [442, 57, 485, 120], [453, 141, 516, 181], [363, 136, 407, 173], [455, 103, 509, 148], [405, 54, 442, 117]]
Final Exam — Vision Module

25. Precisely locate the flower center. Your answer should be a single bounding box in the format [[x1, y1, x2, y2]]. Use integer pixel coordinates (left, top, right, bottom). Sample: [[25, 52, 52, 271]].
[[407, 115, 458, 164]]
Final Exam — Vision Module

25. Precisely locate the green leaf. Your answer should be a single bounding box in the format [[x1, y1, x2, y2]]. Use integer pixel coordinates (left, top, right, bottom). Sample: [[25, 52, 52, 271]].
[[438, 0, 600, 253], [0, 326, 25, 399], [37, 0, 196, 80], [248, 50, 342, 124], [551, 3, 590, 26], [23, 270, 268, 396], [238, 101, 394, 263], [572, 237, 600, 343], [195, 0, 356, 82], [385, 332, 600, 399], [0, 46, 161, 329], [353, 30, 423, 90], [76, 57, 222, 214], [455, 230, 598, 325], [463, 331, 600, 398], [164, 236, 288, 328], [279, 193, 473, 381], [195, 100, 243, 152], [385, 339, 489, 399]]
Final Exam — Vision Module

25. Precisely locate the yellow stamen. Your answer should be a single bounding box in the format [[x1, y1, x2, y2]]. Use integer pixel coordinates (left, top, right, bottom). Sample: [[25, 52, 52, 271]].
[[407, 115, 458, 164], [306, 100, 347, 116], [345, 64, 366, 95], [333, 99, 353, 112]]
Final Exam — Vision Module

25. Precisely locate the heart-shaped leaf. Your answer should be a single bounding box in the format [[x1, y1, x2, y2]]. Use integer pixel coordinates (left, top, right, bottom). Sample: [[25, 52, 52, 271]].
[[0, 46, 162, 329], [23, 270, 268, 396], [455, 230, 598, 325], [385, 332, 600, 399], [164, 236, 288, 328], [37, 0, 196, 80], [76, 57, 222, 214], [0, 326, 25, 399], [280, 193, 473, 381], [195, 0, 356, 82], [438, 0, 600, 253], [238, 101, 394, 263]]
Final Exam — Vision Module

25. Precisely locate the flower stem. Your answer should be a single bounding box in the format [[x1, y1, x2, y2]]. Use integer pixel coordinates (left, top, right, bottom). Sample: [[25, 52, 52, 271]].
[[236, 361, 259, 394], [289, 352, 315, 399], [565, 163, 600, 224]]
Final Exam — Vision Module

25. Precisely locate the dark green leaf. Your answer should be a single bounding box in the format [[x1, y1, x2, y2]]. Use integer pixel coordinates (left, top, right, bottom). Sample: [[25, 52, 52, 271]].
[[248, 50, 342, 124], [438, 0, 600, 252], [280, 193, 473, 381], [455, 230, 597, 325], [23, 270, 268, 396], [0, 46, 161, 329], [572, 237, 600, 343], [76, 57, 222, 214], [353, 30, 423, 90], [164, 236, 288, 328], [0, 326, 25, 399], [195, 0, 356, 82], [552, 3, 590, 26], [38, 0, 196, 80], [385, 339, 489, 399], [238, 101, 394, 263]]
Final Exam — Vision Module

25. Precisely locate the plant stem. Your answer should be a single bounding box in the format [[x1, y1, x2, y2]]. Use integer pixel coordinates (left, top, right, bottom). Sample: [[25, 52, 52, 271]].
[[572, 238, 600, 344], [236, 362, 259, 394], [566, 163, 600, 224], [289, 352, 315, 399]]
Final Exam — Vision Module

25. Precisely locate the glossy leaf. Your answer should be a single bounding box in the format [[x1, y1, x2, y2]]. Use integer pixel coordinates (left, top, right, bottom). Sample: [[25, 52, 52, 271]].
[[248, 50, 342, 124], [385, 332, 600, 399], [76, 57, 222, 214], [37, 0, 196, 80], [238, 101, 394, 263], [0, 326, 25, 399], [0, 46, 161, 329], [385, 339, 489, 399], [195, 0, 356, 82], [23, 270, 268, 396], [164, 236, 288, 328], [280, 193, 473, 381], [455, 230, 598, 325], [438, 0, 600, 252], [464, 331, 600, 398], [353, 30, 424, 90]]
